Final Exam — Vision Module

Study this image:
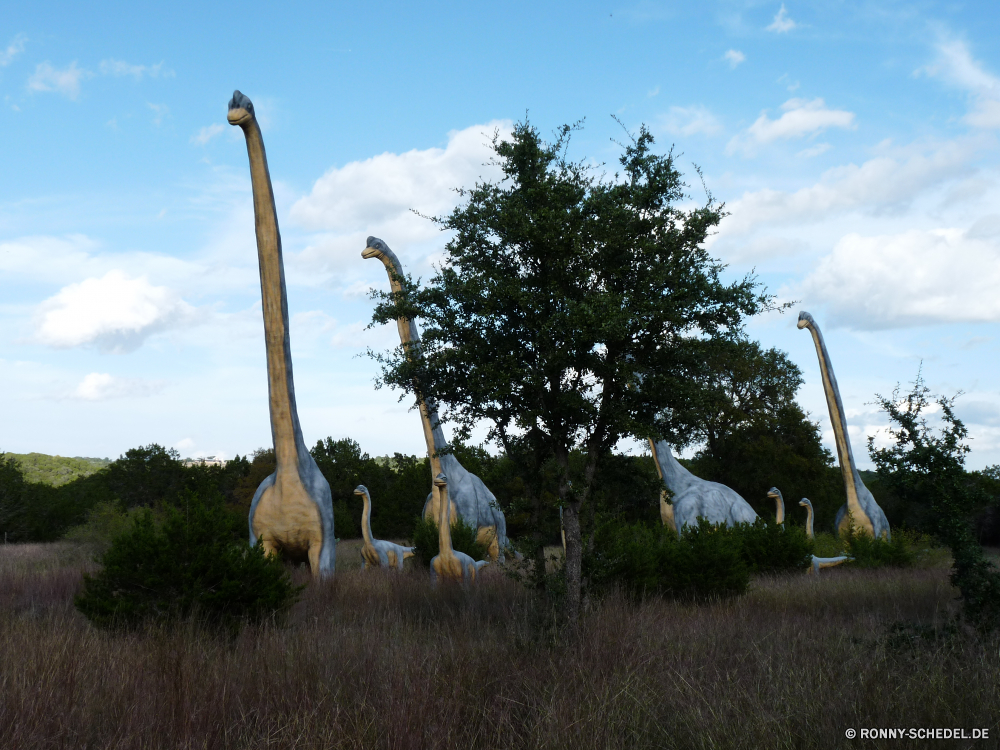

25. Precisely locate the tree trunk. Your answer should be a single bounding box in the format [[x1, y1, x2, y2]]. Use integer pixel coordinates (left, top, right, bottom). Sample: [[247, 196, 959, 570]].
[[562, 495, 583, 626]]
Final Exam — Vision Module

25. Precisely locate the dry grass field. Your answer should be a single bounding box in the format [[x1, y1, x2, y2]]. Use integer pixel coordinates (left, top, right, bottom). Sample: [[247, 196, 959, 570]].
[[1, 541, 998, 749]]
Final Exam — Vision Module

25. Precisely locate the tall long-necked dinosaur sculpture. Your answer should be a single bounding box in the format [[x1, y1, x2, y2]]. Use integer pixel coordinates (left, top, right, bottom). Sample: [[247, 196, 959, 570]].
[[363, 236, 509, 561], [353, 485, 415, 570], [797, 311, 890, 540], [430, 473, 486, 585], [229, 90, 336, 578], [649, 440, 758, 535], [767, 487, 785, 528], [799, 497, 852, 574]]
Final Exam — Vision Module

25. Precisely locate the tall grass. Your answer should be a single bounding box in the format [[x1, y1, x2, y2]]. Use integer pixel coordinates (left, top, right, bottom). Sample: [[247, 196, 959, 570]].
[[1, 542, 997, 749]]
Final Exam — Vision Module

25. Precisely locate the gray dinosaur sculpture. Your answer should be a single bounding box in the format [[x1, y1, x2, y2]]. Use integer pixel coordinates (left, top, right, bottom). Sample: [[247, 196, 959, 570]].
[[363, 236, 510, 561], [798, 311, 891, 540], [353, 485, 416, 570], [649, 439, 758, 535], [430, 473, 487, 586], [229, 90, 336, 578], [767, 487, 786, 528], [799, 497, 853, 574]]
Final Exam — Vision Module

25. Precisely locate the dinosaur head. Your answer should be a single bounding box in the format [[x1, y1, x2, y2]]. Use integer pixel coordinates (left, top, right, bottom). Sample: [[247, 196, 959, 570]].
[[362, 236, 392, 261], [353, 484, 369, 498], [227, 90, 255, 127], [796, 310, 814, 330], [766, 487, 782, 501], [799, 497, 812, 508], [433, 472, 448, 488]]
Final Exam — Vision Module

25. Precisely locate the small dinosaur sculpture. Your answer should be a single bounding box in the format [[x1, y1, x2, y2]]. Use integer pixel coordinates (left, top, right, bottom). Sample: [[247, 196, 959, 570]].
[[650, 440, 758, 535], [363, 236, 509, 561], [229, 90, 335, 578], [767, 487, 785, 528], [430, 473, 486, 585], [799, 497, 852, 574], [798, 311, 890, 540], [353, 485, 416, 570]]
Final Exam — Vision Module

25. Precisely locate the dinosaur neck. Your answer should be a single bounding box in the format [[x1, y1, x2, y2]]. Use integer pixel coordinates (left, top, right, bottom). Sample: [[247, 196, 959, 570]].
[[372, 248, 447, 479], [775, 495, 784, 526], [802, 317, 866, 523], [240, 117, 306, 472], [360, 492, 375, 547], [805, 503, 814, 539], [650, 439, 689, 493], [437, 484, 454, 556]]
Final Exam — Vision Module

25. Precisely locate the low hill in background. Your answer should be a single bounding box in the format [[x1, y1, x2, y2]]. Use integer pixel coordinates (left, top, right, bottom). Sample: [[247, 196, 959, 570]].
[[7, 453, 111, 487]]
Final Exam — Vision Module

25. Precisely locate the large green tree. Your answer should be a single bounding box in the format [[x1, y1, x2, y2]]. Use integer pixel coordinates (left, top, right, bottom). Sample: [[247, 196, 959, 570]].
[[371, 120, 774, 623]]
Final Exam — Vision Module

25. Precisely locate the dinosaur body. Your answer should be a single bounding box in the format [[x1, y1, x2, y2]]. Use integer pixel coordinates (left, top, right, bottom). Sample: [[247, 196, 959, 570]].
[[363, 236, 509, 561], [650, 440, 758, 535], [430, 473, 483, 585], [767, 487, 785, 528], [354, 485, 416, 570], [229, 90, 335, 578], [797, 311, 890, 540]]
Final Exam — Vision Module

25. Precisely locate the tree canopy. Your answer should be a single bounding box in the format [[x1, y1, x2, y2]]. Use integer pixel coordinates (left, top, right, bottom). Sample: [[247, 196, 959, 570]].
[[370, 119, 776, 622]]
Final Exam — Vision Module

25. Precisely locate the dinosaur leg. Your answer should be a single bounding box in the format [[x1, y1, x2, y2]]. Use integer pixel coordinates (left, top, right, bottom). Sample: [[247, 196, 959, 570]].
[[308, 542, 322, 579], [261, 538, 279, 559]]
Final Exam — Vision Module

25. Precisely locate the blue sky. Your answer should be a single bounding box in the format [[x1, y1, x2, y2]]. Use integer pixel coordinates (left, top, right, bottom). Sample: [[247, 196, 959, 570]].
[[3, 1, 1000, 470]]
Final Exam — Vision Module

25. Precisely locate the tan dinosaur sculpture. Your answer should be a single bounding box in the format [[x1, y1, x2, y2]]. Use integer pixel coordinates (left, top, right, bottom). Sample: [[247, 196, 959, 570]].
[[362, 236, 509, 561], [797, 311, 890, 540], [353, 484, 416, 570], [799, 497, 852, 574], [649, 439, 758, 535], [229, 90, 336, 578], [430, 473, 486, 585], [767, 487, 785, 528]]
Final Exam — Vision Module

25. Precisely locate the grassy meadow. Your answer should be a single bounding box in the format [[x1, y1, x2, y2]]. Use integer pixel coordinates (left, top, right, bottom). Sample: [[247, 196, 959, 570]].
[[1, 541, 998, 750]]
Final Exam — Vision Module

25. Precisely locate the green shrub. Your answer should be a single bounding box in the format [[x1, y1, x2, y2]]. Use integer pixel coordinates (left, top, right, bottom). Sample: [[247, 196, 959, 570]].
[[731, 519, 813, 574], [63, 500, 147, 553], [412, 515, 488, 567], [75, 493, 301, 634], [589, 519, 749, 602], [845, 529, 914, 568], [812, 531, 845, 558]]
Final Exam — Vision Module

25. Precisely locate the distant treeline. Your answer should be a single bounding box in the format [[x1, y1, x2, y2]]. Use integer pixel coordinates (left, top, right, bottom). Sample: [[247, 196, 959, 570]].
[[2, 434, 999, 546]]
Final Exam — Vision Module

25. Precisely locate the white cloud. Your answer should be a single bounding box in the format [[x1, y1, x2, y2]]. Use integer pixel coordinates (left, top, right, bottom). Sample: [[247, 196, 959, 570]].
[[658, 105, 722, 137], [797, 143, 831, 158], [192, 123, 225, 145], [27, 61, 90, 100], [34, 270, 196, 353], [72, 372, 165, 401], [921, 37, 1000, 129], [767, 4, 797, 33], [719, 138, 976, 236], [290, 121, 510, 233], [724, 49, 746, 68], [797, 227, 1000, 329], [647, 85, 660, 97], [727, 98, 855, 155], [0, 33, 26, 66], [98, 59, 171, 80]]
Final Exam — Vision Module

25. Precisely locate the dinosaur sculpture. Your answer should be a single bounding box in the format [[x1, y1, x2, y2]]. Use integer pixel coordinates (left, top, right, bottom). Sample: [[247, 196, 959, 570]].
[[649, 440, 758, 535], [429, 473, 486, 585], [229, 90, 336, 578], [799, 497, 852, 574], [353, 485, 416, 570], [797, 311, 891, 540], [363, 236, 509, 561], [767, 487, 785, 528]]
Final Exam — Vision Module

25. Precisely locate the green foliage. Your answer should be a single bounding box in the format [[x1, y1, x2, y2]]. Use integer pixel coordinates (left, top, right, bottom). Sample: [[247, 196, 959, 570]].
[[6, 453, 109, 486], [589, 519, 750, 602], [730, 519, 813, 574], [63, 500, 148, 553], [868, 371, 1000, 630], [75, 493, 300, 633], [411, 515, 488, 567], [812, 532, 845, 558], [844, 530, 914, 569]]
